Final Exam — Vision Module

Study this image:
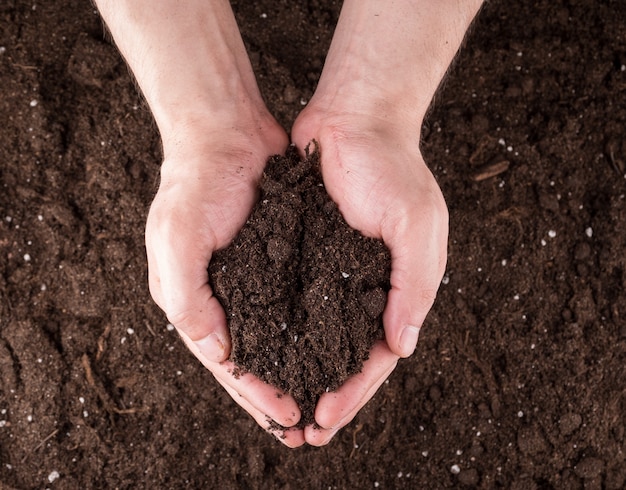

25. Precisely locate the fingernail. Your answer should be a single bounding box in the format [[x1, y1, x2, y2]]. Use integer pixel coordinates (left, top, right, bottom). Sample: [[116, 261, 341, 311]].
[[399, 326, 421, 357], [195, 333, 225, 362]]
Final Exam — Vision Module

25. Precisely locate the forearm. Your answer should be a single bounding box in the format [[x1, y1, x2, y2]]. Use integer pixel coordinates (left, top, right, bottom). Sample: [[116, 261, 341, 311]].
[[95, 0, 264, 151], [313, 0, 484, 128]]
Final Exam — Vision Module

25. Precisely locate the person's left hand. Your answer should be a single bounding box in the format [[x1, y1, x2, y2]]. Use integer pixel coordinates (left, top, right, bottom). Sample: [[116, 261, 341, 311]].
[[291, 109, 449, 445]]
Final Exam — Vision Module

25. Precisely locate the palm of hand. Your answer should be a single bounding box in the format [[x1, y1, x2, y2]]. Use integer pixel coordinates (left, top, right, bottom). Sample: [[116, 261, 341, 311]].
[[302, 121, 449, 346], [146, 147, 269, 322]]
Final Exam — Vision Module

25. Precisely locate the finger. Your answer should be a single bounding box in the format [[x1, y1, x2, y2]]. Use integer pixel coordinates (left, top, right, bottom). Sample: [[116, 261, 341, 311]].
[[382, 193, 448, 358], [218, 381, 306, 448], [303, 425, 341, 447], [211, 362, 302, 428], [311, 341, 399, 430], [305, 361, 396, 446], [305, 343, 398, 447], [145, 205, 231, 363], [178, 328, 302, 427]]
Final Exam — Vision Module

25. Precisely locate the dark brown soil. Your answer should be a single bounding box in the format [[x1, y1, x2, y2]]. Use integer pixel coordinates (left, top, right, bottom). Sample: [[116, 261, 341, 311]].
[[209, 145, 390, 427], [2, 0, 626, 489]]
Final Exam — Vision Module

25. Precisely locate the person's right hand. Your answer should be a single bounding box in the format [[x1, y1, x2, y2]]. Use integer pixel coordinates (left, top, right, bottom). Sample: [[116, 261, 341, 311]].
[[145, 121, 306, 447]]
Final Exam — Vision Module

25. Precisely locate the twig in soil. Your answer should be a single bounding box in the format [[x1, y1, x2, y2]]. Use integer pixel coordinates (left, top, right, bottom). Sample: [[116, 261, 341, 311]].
[[469, 135, 494, 165], [81, 354, 148, 416], [96, 324, 111, 362], [111, 406, 148, 415], [10, 61, 38, 70], [82, 353, 96, 387], [144, 320, 156, 337], [605, 141, 624, 175], [349, 423, 364, 459], [471, 160, 510, 181], [21, 429, 59, 463]]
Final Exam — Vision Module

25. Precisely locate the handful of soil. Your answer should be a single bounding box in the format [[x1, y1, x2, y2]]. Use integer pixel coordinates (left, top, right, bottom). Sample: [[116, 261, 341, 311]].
[[209, 144, 391, 427]]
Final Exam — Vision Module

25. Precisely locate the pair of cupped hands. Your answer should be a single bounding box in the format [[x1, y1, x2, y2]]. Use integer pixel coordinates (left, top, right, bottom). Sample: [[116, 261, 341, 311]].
[[145, 104, 449, 448]]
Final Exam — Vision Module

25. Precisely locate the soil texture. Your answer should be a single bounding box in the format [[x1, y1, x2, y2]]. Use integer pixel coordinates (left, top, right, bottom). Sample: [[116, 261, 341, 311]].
[[210, 145, 390, 427], [2, 0, 626, 489]]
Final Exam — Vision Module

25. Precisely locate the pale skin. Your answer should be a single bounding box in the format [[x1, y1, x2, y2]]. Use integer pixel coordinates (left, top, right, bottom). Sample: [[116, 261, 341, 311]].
[[95, 0, 483, 448]]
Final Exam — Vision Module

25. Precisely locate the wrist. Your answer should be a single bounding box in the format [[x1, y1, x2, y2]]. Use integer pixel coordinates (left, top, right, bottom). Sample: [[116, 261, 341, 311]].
[[306, 0, 483, 134], [305, 85, 427, 140], [157, 96, 279, 159], [96, 0, 270, 152]]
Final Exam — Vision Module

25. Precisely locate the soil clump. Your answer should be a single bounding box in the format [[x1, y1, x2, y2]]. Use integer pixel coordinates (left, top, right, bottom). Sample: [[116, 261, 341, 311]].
[[209, 145, 391, 426]]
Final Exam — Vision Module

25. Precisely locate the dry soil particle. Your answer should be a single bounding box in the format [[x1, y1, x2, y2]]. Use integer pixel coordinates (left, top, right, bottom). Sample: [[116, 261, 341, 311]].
[[209, 144, 391, 426]]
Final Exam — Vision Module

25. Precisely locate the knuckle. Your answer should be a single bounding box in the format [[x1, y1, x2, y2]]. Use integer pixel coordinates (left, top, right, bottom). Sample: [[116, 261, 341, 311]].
[[415, 287, 438, 311], [166, 306, 196, 334]]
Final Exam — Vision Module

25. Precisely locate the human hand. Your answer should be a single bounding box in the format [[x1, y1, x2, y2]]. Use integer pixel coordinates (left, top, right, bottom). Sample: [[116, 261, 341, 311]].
[[145, 124, 306, 447], [292, 110, 449, 445]]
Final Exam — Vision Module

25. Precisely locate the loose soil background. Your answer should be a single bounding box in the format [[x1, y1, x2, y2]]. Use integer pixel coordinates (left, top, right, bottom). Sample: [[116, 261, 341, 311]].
[[1, 0, 625, 488]]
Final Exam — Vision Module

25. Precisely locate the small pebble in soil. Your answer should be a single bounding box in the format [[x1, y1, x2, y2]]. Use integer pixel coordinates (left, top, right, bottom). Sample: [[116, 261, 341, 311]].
[[209, 144, 391, 427], [48, 470, 60, 483]]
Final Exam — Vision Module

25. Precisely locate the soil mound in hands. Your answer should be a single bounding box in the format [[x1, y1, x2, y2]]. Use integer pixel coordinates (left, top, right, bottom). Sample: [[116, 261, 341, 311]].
[[209, 144, 391, 426]]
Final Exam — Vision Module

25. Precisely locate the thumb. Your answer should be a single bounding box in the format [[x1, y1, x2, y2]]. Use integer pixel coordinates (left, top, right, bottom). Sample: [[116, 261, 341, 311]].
[[164, 281, 230, 364], [382, 208, 448, 358], [146, 217, 231, 363]]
